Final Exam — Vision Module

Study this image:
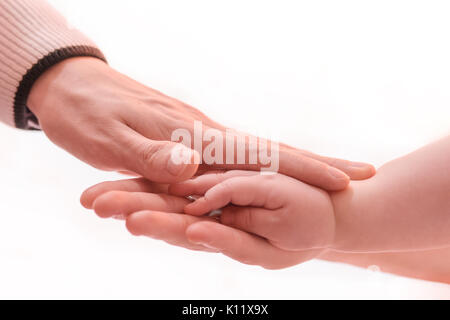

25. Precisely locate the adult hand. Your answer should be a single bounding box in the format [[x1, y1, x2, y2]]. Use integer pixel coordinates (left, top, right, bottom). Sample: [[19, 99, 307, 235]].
[[28, 57, 375, 188], [80, 178, 322, 270]]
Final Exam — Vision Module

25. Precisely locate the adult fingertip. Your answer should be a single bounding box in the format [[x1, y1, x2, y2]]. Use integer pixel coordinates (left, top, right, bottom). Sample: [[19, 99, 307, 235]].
[[367, 164, 377, 177], [326, 167, 350, 191], [80, 186, 99, 209], [92, 198, 108, 219], [174, 162, 199, 182], [125, 211, 151, 236], [347, 163, 377, 180], [134, 140, 199, 183], [79, 180, 110, 209], [80, 189, 93, 209], [125, 215, 141, 236], [186, 222, 217, 246], [167, 144, 200, 181], [92, 191, 124, 219]]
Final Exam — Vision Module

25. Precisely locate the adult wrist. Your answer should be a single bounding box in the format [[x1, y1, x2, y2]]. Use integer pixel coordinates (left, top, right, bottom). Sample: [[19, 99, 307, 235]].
[[23, 49, 106, 129], [27, 56, 108, 125]]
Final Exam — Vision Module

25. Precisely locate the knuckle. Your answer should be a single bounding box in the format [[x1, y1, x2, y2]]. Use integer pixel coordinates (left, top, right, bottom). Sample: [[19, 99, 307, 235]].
[[209, 179, 233, 201], [213, 173, 225, 184], [139, 142, 162, 169], [125, 217, 140, 236], [239, 207, 254, 229], [219, 179, 234, 192], [220, 208, 235, 226]]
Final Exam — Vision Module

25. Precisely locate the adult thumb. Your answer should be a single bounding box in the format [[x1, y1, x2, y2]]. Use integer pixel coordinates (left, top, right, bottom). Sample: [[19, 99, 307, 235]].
[[126, 134, 200, 183]]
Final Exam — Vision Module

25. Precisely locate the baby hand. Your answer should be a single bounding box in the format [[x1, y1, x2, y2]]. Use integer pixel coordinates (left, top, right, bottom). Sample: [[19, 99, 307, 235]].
[[171, 170, 336, 251]]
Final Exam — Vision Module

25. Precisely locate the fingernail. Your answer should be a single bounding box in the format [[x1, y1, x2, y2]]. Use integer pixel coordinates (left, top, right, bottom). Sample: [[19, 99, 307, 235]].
[[167, 145, 193, 176], [167, 158, 187, 176], [193, 241, 220, 250], [328, 166, 349, 180], [349, 162, 370, 168], [352, 163, 377, 176]]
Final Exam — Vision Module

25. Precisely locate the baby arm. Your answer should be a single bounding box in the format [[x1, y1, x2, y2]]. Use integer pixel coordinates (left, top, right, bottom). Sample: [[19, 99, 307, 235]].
[[320, 247, 450, 283], [331, 135, 450, 252]]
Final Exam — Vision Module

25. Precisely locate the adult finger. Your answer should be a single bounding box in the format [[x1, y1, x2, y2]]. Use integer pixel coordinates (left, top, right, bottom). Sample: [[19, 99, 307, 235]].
[[121, 128, 200, 183], [81, 177, 168, 209], [126, 210, 219, 252], [280, 144, 376, 180], [128, 120, 352, 191], [196, 143, 351, 191], [315, 155, 376, 180], [117, 170, 140, 177], [186, 221, 321, 269], [93, 191, 190, 219], [276, 149, 352, 191]]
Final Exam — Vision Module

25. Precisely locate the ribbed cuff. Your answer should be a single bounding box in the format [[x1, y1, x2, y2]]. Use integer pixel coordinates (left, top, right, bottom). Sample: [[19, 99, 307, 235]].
[[14, 45, 106, 129], [0, 0, 107, 129]]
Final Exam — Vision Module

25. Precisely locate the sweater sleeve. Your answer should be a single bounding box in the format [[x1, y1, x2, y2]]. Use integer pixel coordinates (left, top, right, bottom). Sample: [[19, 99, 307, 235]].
[[0, 0, 106, 130]]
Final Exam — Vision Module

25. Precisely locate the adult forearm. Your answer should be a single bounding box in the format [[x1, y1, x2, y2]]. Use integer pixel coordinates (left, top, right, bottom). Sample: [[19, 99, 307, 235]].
[[331, 136, 450, 252]]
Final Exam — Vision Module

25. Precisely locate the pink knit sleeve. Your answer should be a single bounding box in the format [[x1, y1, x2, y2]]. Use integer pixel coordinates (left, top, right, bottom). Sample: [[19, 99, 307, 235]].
[[0, 0, 106, 129]]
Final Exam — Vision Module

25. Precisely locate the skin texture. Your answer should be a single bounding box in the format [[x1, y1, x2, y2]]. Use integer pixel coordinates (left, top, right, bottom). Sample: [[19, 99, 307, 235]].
[[27, 56, 375, 187], [81, 136, 450, 282]]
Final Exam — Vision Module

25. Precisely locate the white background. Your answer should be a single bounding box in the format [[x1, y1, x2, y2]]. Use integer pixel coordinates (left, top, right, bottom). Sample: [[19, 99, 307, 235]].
[[0, 0, 450, 299]]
